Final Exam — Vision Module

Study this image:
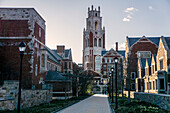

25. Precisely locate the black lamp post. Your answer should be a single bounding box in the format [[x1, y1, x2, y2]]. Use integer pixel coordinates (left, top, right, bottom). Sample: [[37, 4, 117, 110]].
[[114, 57, 118, 109], [111, 67, 114, 103], [18, 41, 26, 113]]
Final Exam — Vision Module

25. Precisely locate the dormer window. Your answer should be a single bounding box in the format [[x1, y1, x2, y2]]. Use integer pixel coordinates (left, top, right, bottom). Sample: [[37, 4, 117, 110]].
[[137, 51, 151, 58]]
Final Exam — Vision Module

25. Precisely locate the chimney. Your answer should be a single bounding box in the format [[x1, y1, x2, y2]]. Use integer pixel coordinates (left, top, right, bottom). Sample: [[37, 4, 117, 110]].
[[57, 45, 65, 58], [116, 42, 118, 51]]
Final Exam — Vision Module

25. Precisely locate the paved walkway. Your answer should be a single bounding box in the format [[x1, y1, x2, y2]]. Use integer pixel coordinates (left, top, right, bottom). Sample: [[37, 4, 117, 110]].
[[57, 94, 112, 113]]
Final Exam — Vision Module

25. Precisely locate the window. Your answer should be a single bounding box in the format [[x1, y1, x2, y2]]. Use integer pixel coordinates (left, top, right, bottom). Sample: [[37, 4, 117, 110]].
[[95, 13, 97, 16], [94, 38, 97, 46], [153, 81, 155, 90], [105, 58, 107, 63], [104, 71, 106, 75], [137, 51, 151, 58], [103, 65, 106, 70], [95, 56, 101, 72], [156, 79, 158, 89], [41, 54, 45, 67], [89, 21, 91, 30], [152, 65, 154, 74], [109, 58, 111, 63], [99, 39, 101, 47], [160, 60, 163, 70], [149, 82, 151, 90], [160, 79, 164, 90], [95, 21, 98, 30], [39, 27, 41, 37], [131, 72, 135, 79], [131, 83, 135, 90]]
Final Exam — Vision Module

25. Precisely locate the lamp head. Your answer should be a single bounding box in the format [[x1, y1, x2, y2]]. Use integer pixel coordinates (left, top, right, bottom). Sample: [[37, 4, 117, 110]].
[[18, 41, 26, 54], [114, 57, 118, 63]]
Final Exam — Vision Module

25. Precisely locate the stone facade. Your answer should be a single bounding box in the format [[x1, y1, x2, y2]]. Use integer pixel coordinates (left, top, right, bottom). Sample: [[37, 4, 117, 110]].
[[0, 81, 52, 111], [134, 92, 170, 111], [124, 36, 160, 91]]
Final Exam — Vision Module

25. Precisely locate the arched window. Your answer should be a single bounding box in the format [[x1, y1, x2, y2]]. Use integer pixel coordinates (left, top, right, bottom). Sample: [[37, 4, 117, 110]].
[[89, 21, 91, 30], [94, 38, 97, 47], [99, 38, 101, 47], [95, 55, 101, 72], [95, 13, 97, 17], [95, 21, 98, 30]]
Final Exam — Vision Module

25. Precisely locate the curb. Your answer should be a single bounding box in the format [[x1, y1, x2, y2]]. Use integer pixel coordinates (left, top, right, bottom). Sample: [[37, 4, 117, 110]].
[[107, 96, 115, 113]]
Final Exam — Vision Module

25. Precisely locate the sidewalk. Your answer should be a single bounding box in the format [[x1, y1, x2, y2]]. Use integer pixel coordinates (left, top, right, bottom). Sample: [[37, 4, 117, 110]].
[[57, 94, 112, 113]]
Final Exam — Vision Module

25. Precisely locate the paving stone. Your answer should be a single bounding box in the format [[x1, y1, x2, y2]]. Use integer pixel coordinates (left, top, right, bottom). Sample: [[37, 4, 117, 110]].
[[57, 94, 112, 113]]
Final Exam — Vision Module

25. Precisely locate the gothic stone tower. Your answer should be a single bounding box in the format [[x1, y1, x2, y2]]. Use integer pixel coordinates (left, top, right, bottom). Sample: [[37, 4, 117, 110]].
[[83, 5, 105, 72]]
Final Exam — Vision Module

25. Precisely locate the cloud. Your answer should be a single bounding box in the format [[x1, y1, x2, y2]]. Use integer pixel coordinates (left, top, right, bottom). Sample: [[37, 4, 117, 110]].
[[123, 7, 138, 22], [124, 7, 138, 14], [148, 6, 153, 10], [123, 18, 130, 22]]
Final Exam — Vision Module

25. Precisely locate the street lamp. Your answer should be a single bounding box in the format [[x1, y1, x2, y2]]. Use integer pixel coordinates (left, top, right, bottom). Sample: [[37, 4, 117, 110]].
[[18, 41, 26, 113], [114, 57, 118, 109], [111, 67, 114, 103]]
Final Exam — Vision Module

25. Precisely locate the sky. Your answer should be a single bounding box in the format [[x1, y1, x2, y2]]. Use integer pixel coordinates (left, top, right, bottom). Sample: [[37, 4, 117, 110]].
[[0, 0, 170, 63]]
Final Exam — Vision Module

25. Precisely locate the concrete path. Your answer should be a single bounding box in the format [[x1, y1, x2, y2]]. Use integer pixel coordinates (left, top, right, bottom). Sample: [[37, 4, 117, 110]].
[[57, 94, 112, 113]]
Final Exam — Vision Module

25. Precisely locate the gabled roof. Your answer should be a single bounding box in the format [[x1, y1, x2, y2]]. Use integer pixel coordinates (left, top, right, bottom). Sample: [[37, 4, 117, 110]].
[[51, 50, 63, 60], [127, 36, 161, 48], [43, 46, 62, 65], [117, 50, 125, 58], [65, 49, 70, 58], [101, 49, 125, 58], [163, 37, 170, 50], [101, 51, 108, 56]]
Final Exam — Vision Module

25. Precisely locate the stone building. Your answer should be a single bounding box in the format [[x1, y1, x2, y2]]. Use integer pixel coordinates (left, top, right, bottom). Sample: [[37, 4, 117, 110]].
[[124, 36, 160, 91], [143, 36, 170, 94], [82, 5, 106, 71], [0, 8, 46, 89]]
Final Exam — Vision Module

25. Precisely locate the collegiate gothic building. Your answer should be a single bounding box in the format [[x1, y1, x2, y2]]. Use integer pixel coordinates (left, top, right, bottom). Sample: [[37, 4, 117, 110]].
[[82, 5, 105, 72]]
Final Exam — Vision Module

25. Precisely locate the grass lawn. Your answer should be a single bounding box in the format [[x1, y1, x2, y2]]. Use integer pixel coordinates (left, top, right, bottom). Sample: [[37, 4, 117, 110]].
[[110, 95, 168, 113], [0, 95, 91, 113]]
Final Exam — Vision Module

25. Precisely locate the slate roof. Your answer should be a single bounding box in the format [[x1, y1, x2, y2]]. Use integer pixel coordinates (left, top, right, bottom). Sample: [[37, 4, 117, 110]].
[[140, 58, 152, 69], [128, 37, 161, 47], [65, 49, 70, 58], [101, 51, 108, 56], [101, 50, 125, 58], [51, 50, 63, 60], [152, 54, 157, 62], [164, 37, 170, 49], [45, 71, 66, 80], [52, 49, 71, 59], [44, 47, 62, 65], [118, 50, 125, 58]]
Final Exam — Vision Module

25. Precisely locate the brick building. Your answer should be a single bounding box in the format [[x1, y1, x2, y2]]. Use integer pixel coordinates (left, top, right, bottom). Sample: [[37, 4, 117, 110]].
[[124, 36, 160, 91], [0, 8, 46, 89], [52, 45, 73, 74], [101, 43, 125, 93]]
